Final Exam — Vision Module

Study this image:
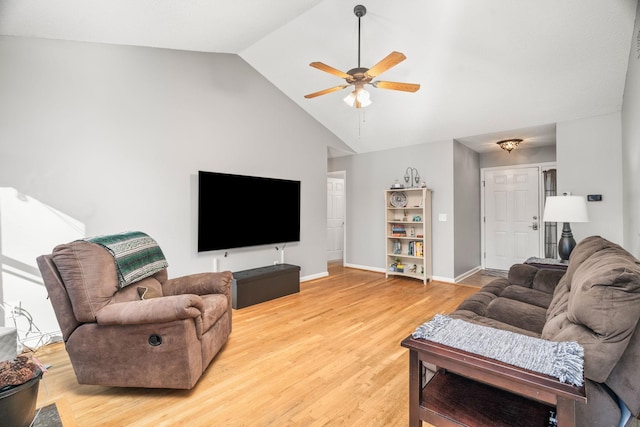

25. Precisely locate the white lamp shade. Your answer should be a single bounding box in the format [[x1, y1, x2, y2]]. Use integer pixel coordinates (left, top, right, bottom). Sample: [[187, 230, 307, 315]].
[[343, 89, 372, 108], [543, 196, 589, 223]]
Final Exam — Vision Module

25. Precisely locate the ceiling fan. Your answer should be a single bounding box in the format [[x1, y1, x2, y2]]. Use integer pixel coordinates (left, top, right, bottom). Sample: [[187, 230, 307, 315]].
[[304, 4, 420, 109]]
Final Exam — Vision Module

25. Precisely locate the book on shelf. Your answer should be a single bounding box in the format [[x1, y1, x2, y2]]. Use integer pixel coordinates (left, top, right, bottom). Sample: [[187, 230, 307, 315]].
[[391, 224, 406, 237], [407, 241, 423, 257]]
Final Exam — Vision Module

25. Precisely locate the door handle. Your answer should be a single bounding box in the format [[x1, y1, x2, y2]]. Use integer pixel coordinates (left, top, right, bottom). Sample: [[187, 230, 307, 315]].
[[528, 222, 538, 230]]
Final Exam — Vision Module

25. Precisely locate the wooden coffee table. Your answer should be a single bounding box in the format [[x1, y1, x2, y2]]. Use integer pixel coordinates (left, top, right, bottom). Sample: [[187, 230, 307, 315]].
[[401, 335, 586, 427]]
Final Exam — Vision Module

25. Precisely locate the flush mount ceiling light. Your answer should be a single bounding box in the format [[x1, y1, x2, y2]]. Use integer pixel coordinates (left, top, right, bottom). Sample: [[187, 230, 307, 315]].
[[304, 4, 420, 109], [496, 138, 523, 153]]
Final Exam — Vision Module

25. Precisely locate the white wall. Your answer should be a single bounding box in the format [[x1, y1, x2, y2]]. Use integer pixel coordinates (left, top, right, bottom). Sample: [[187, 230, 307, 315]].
[[556, 112, 624, 246], [329, 140, 456, 281], [0, 36, 339, 300], [622, 4, 640, 258]]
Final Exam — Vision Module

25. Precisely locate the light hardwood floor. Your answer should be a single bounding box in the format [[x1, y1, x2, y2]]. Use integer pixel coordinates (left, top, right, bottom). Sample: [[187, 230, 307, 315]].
[[33, 264, 480, 427]]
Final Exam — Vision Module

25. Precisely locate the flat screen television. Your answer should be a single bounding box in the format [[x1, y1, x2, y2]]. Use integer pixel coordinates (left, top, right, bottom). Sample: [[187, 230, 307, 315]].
[[198, 171, 301, 252]]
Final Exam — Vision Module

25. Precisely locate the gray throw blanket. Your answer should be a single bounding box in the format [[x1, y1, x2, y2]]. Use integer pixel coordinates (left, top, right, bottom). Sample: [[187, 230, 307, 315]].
[[412, 314, 584, 386], [86, 231, 168, 288]]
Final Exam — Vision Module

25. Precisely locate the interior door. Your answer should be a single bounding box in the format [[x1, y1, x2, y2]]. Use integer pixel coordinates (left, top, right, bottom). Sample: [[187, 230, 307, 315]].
[[327, 177, 345, 261], [484, 167, 540, 270]]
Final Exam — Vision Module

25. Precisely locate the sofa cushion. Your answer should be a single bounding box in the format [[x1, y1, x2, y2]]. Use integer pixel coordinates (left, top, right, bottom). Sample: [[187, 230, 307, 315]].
[[485, 297, 548, 334], [500, 286, 553, 309], [137, 285, 163, 300], [507, 264, 538, 287], [449, 310, 541, 338], [453, 265, 558, 335], [454, 278, 510, 317], [532, 269, 566, 294]]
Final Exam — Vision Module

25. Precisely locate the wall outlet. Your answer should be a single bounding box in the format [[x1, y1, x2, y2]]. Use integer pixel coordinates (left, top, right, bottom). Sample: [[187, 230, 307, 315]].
[[438, 213, 447, 222]]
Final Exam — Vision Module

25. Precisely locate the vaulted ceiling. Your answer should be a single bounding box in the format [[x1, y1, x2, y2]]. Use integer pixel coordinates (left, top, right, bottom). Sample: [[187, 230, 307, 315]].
[[1, 0, 636, 156]]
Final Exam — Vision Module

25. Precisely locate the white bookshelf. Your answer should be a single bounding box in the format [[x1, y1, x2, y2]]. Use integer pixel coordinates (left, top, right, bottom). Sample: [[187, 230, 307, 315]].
[[385, 188, 432, 284]]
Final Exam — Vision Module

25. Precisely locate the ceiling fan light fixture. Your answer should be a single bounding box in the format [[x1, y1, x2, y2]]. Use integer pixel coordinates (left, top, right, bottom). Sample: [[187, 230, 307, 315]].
[[343, 89, 372, 108], [496, 138, 523, 153]]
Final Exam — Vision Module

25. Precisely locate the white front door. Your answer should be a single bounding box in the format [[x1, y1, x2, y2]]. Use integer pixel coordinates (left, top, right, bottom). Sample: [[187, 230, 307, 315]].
[[327, 177, 345, 261], [484, 167, 540, 270]]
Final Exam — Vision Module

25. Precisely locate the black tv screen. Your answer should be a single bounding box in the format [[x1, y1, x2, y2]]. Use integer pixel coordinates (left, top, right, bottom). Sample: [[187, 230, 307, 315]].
[[198, 171, 301, 251]]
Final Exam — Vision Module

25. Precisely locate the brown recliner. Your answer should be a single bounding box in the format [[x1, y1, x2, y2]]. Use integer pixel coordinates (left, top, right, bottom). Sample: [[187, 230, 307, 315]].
[[36, 239, 232, 389]]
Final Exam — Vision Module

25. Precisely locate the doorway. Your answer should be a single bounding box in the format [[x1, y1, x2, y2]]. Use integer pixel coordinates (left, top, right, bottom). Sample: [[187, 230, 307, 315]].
[[327, 172, 345, 264], [482, 166, 542, 270]]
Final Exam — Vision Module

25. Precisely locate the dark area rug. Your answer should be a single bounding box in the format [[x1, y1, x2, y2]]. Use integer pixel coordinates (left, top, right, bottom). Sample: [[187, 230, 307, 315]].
[[482, 269, 508, 278], [32, 403, 63, 427]]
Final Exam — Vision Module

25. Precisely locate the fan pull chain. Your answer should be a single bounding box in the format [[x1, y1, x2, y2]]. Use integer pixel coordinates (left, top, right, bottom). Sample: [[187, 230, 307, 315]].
[[357, 110, 366, 139]]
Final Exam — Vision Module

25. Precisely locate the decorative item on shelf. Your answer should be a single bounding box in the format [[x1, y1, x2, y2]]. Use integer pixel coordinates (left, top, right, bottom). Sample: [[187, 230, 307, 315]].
[[410, 226, 415, 237], [403, 209, 408, 221], [413, 215, 421, 222], [404, 167, 421, 188], [409, 264, 417, 273], [496, 138, 523, 153], [391, 180, 404, 189], [390, 191, 408, 207], [393, 240, 402, 254], [543, 194, 589, 260]]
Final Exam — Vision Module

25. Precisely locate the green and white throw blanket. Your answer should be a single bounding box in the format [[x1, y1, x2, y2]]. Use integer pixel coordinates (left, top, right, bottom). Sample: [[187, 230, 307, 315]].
[[412, 314, 584, 386], [86, 231, 168, 288]]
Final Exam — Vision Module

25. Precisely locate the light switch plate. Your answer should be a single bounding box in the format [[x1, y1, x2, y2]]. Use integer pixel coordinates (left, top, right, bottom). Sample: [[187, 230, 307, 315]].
[[439, 213, 447, 221]]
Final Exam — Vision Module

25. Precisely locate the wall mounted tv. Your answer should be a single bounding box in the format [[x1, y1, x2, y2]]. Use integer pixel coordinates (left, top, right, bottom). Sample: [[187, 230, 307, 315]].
[[198, 171, 301, 252]]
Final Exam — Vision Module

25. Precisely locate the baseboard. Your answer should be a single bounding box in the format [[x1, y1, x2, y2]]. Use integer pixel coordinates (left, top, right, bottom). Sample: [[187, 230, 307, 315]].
[[339, 263, 480, 285], [432, 275, 455, 283], [454, 266, 482, 283], [343, 263, 386, 274], [301, 271, 329, 282]]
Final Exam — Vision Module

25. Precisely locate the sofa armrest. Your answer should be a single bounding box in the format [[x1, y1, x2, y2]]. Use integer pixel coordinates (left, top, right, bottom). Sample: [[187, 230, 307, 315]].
[[162, 271, 232, 297], [96, 294, 204, 325]]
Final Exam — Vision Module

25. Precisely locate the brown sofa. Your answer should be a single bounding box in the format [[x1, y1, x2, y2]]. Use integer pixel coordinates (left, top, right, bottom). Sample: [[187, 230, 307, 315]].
[[449, 236, 640, 426], [36, 239, 232, 389]]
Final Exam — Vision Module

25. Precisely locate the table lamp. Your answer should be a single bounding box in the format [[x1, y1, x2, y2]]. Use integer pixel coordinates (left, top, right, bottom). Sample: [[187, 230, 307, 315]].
[[543, 195, 589, 260]]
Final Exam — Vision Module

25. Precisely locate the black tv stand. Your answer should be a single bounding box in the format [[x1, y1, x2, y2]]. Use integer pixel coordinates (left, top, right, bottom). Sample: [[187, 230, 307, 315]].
[[232, 264, 300, 309]]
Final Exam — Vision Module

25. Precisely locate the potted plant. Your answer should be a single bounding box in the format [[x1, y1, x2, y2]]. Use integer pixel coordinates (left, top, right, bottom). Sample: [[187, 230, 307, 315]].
[[0, 355, 42, 427]]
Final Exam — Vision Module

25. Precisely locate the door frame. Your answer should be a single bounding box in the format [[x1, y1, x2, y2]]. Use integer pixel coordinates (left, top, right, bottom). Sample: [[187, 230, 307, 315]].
[[480, 162, 556, 269], [327, 171, 347, 264]]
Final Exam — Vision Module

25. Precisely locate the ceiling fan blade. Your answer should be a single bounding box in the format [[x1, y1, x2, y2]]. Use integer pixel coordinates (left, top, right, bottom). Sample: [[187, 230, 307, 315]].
[[304, 85, 350, 99], [365, 51, 407, 78], [373, 81, 421, 92], [309, 62, 352, 79]]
